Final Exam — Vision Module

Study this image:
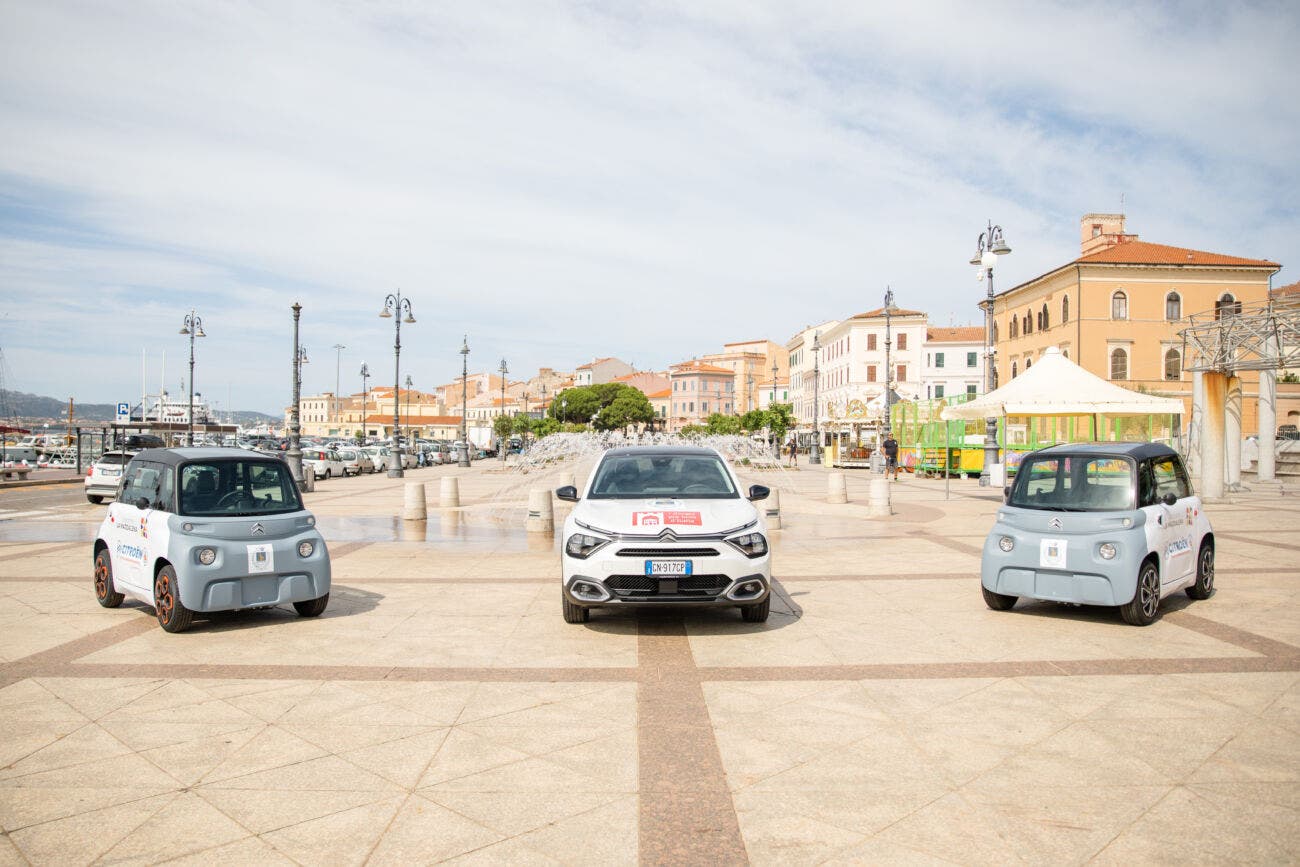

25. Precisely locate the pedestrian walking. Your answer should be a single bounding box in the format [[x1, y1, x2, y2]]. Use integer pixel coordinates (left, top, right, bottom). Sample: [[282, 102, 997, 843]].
[[787, 438, 798, 467], [882, 433, 899, 481]]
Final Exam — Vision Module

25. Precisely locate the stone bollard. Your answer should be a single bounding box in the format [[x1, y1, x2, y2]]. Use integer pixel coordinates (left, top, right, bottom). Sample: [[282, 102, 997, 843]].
[[868, 478, 893, 517], [828, 472, 848, 504], [763, 488, 782, 529], [403, 482, 427, 521], [440, 476, 460, 509], [301, 471, 315, 493], [525, 488, 555, 534]]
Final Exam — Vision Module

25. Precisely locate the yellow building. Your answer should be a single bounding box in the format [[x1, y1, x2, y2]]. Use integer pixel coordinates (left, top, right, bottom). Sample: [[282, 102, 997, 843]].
[[991, 214, 1281, 434]]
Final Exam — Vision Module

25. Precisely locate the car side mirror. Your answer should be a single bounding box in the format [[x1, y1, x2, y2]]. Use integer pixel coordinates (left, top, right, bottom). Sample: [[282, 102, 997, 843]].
[[555, 485, 579, 502], [747, 484, 770, 502], [1161, 492, 1177, 506], [1003, 485, 1012, 504], [135, 497, 151, 510]]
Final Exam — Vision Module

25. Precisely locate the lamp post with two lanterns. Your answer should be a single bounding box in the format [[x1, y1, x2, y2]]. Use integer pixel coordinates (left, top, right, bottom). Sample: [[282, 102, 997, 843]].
[[359, 362, 371, 445], [286, 303, 308, 488], [459, 336, 471, 467], [970, 222, 1012, 486], [378, 291, 415, 478], [178, 310, 206, 446], [810, 331, 822, 465]]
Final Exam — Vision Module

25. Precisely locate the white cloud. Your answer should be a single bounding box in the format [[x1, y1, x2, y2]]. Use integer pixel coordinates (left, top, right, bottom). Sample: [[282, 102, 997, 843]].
[[0, 0, 1295, 412]]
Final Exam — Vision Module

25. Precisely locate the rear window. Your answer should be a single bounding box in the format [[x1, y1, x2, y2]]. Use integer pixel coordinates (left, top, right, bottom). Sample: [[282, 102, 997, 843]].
[[1010, 454, 1135, 511], [97, 452, 135, 466], [178, 460, 302, 517]]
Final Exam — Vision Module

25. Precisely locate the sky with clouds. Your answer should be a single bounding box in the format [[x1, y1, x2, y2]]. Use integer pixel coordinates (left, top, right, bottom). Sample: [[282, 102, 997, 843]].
[[2, 0, 1296, 415]]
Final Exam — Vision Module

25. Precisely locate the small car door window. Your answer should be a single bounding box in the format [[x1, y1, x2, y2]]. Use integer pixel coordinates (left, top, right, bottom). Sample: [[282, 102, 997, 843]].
[[1138, 461, 1157, 507], [120, 462, 162, 507], [1152, 457, 1189, 500], [154, 465, 175, 512]]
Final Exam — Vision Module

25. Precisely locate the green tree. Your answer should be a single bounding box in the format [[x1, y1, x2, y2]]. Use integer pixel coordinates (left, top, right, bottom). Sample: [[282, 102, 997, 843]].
[[532, 417, 561, 439], [740, 409, 767, 432], [552, 384, 654, 431], [680, 424, 706, 437], [550, 387, 601, 424], [511, 415, 534, 436], [704, 413, 743, 435], [765, 403, 794, 440], [596, 391, 655, 431], [492, 414, 513, 441]]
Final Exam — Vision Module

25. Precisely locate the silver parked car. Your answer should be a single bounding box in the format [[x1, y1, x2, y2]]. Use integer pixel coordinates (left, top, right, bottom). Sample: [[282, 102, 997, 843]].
[[85, 450, 136, 504]]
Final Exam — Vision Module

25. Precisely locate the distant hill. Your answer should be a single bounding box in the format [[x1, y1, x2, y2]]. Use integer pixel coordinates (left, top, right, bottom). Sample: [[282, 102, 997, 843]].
[[0, 390, 278, 426]]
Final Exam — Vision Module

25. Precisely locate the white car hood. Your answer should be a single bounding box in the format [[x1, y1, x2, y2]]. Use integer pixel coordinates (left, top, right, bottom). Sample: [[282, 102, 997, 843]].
[[572, 497, 758, 536]]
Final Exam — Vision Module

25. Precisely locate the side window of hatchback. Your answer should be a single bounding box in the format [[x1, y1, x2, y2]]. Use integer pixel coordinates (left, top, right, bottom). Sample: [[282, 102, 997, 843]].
[[1152, 457, 1189, 501]]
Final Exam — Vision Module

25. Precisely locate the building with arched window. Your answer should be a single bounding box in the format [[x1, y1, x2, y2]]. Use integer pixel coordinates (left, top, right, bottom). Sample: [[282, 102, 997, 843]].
[[988, 212, 1281, 431]]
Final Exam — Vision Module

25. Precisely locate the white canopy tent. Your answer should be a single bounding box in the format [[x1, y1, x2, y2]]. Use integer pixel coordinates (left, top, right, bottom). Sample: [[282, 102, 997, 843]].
[[940, 347, 1183, 422]]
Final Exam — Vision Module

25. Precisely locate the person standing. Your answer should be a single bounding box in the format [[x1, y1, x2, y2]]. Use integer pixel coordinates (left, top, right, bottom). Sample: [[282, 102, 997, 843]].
[[882, 433, 899, 480], [787, 438, 798, 467]]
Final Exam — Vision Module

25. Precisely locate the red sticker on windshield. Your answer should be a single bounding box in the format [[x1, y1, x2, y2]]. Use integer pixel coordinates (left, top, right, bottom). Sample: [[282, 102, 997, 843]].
[[633, 511, 702, 527]]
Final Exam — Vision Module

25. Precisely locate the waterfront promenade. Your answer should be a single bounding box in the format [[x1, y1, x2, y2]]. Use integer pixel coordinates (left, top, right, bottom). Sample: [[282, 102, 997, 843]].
[[1, 461, 1297, 864]]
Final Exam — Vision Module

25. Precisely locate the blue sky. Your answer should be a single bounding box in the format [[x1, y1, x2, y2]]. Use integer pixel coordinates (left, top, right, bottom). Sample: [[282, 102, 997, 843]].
[[2, 1, 1296, 414]]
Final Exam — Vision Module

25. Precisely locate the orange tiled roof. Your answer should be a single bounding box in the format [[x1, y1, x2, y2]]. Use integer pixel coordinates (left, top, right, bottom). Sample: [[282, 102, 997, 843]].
[[926, 326, 984, 343], [671, 361, 733, 375], [1075, 240, 1278, 267], [1271, 280, 1300, 299], [365, 414, 462, 425], [851, 307, 927, 319], [646, 388, 671, 398]]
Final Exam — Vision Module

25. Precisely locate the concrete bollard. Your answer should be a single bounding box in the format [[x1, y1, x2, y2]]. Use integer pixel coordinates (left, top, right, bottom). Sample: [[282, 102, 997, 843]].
[[403, 482, 427, 521], [301, 471, 315, 493], [868, 478, 893, 517], [440, 476, 460, 509], [525, 488, 555, 534], [400, 520, 428, 542], [763, 488, 782, 529], [828, 472, 848, 504]]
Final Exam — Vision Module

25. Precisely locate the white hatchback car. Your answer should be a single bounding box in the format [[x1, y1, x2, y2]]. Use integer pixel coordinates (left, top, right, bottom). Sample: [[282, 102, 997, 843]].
[[85, 450, 136, 503], [301, 448, 344, 480], [557, 446, 772, 624]]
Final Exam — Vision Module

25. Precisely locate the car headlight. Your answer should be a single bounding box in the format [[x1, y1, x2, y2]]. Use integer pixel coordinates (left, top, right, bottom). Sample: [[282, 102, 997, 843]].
[[998, 536, 1015, 552], [1099, 543, 1117, 560], [298, 540, 315, 558], [726, 532, 768, 558], [565, 533, 609, 559], [196, 547, 217, 565]]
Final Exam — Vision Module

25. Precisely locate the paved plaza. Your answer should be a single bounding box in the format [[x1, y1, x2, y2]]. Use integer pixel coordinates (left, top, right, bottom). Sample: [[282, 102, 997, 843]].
[[0, 460, 1297, 865]]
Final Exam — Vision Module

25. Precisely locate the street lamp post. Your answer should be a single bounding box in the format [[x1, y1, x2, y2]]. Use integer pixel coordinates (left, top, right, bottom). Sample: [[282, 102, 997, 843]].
[[359, 362, 370, 444], [771, 360, 778, 406], [178, 309, 206, 445], [333, 344, 345, 437], [883, 287, 897, 443], [498, 358, 508, 461], [286, 303, 307, 489], [522, 391, 530, 451], [459, 336, 471, 467], [379, 291, 415, 478], [810, 331, 822, 464], [970, 221, 1012, 486]]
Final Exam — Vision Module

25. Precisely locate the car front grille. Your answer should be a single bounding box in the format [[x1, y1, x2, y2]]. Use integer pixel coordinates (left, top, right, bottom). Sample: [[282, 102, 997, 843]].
[[615, 547, 720, 557], [605, 575, 731, 599]]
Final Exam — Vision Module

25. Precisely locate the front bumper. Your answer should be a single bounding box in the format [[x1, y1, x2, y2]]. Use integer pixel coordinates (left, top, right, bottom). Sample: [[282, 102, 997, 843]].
[[981, 526, 1145, 606], [173, 534, 332, 612], [561, 537, 771, 608]]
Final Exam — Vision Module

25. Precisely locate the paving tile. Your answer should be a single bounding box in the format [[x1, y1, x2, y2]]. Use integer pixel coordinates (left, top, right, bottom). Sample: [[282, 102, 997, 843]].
[[8, 792, 174, 866], [365, 794, 504, 864], [259, 794, 405, 865], [95, 790, 249, 863]]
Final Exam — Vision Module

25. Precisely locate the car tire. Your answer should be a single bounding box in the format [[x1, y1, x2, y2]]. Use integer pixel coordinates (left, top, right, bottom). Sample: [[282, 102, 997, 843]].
[[1187, 542, 1215, 600], [741, 595, 770, 623], [562, 590, 589, 624], [1120, 559, 1161, 626], [94, 549, 124, 608], [87, 494, 103, 504], [981, 585, 1018, 611], [324, 469, 332, 479], [154, 564, 194, 633], [293, 594, 329, 617]]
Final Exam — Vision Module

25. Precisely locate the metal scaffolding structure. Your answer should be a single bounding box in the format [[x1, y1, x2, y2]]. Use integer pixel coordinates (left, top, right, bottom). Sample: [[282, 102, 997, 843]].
[[1180, 295, 1300, 372], [1178, 294, 1299, 496]]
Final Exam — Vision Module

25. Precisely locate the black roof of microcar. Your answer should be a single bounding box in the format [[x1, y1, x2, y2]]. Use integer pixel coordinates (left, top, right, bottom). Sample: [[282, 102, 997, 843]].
[[1030, 442, 1178, 462], [129, 447, 284, 467]]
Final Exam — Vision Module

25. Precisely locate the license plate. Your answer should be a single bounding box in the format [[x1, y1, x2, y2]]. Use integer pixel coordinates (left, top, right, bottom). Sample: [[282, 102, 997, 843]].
[[103, 468, 120, 477], [645, 560, 691, 576]]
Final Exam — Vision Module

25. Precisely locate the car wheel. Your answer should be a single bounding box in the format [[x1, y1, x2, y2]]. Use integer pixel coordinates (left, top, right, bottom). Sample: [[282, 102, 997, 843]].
[[324, 469, 331, 479], [562, 589, 589, 623], [1121, 559, 1161, 626], [741, 595, 770, 623], [154, 564, 194, 633], [94, 549, 124, 608], [293, 594, 329, 617], [87, 494, 104, 504], [1187, 542, 1215, 600], [981, 585, 1018, 611]]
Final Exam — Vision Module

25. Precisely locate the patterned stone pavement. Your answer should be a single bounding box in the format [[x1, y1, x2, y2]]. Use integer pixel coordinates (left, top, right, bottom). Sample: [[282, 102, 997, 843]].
[[0, 462, 1297, 864]]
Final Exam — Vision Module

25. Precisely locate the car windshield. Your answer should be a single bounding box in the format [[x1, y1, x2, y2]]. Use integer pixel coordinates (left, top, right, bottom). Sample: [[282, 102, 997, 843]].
[[178, 460, 303, 517], [1009, 454, 1135, 511], [588, 454, 738, 499]]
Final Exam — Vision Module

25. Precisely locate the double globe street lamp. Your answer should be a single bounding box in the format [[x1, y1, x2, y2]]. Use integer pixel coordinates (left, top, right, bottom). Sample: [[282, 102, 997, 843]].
[[970, 222, 1012, 486], [499, 357, 509, 462], [359, 362, 371, 444], [178, 310, 206, 446], [379, 292, 415, 478], [286, 303, 309, 488], [883, 287, 898, 443], [810, 331, 822, 465], [459, 336, 471, 467]]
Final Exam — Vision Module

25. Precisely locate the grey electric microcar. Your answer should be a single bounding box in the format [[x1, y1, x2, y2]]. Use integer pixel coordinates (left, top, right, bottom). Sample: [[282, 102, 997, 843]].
[[92, 448, 331, 632], [981, 442, 1214, 626]]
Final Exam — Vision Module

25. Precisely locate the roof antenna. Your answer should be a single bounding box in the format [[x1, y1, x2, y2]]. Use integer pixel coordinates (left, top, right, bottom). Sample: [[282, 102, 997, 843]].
[[1120, 191, 1125, 215]]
